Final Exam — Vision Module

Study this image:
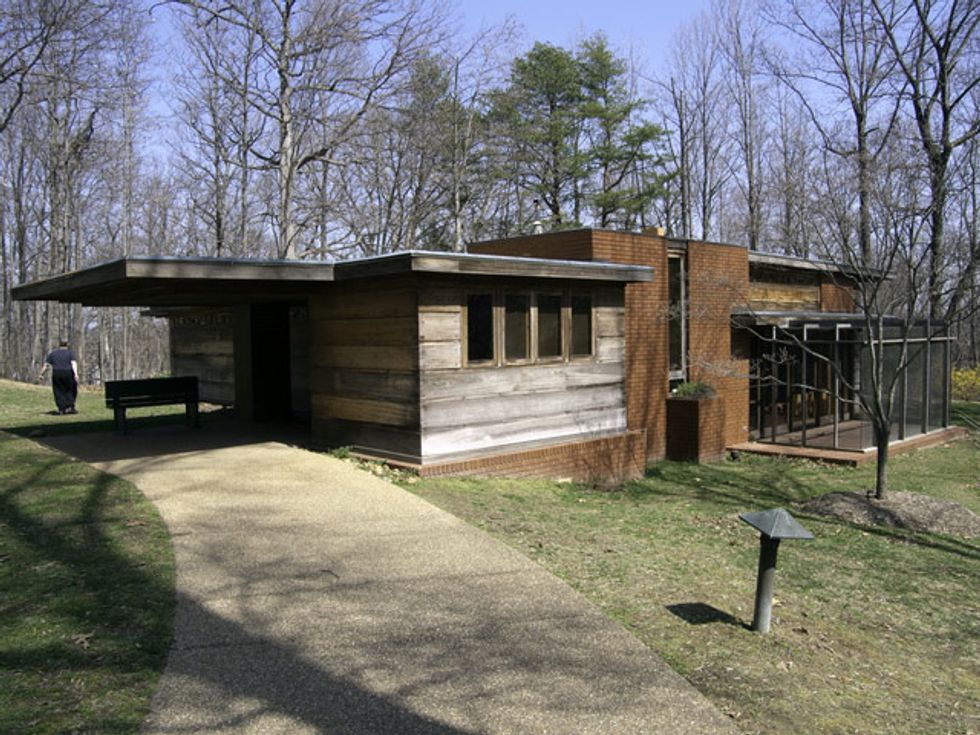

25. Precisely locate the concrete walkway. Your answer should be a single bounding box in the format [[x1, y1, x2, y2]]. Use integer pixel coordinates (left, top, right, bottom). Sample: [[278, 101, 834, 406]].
[[47, 426, 737, 735]]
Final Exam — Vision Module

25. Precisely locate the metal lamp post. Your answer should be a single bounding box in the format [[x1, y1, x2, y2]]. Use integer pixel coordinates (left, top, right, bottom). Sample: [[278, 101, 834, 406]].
[[739, 508, 814, 633]]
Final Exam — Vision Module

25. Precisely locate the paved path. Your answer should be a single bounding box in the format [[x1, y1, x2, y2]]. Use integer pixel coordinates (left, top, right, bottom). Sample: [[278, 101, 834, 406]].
[[47, 426, 737, 735]]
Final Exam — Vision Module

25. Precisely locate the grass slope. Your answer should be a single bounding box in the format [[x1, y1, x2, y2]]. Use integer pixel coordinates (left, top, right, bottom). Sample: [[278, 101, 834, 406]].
[[0, 379, 175, 734], [405, 426, 980, 734]]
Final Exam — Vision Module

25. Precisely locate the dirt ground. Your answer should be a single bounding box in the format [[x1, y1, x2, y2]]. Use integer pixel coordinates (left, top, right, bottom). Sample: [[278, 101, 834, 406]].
[[803, 490, 980, 537]]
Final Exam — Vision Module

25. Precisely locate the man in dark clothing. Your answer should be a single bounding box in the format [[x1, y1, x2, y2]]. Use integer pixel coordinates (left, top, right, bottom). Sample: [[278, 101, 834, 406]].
[[39, 340, 79, 414]]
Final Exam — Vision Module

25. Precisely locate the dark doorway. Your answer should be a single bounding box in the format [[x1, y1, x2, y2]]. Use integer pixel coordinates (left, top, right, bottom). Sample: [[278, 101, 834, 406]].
[[251, 304, 292, 421]]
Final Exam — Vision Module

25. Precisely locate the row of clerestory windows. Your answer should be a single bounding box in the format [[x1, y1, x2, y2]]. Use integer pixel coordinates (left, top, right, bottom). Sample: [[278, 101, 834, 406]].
[[464, 290, 593, 367]]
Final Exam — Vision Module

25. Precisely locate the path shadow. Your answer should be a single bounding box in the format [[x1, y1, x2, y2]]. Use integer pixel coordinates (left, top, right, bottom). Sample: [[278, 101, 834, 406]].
[[666, 603, 748, 629], [0, 453, 474, 734]]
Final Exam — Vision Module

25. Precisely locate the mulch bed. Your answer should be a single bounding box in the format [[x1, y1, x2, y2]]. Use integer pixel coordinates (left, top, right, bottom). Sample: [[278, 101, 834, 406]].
[[802, 490, 980, 538]]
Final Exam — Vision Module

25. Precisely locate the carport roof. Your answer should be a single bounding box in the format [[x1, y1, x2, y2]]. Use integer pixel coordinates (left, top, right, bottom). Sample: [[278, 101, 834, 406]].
[[12, 251, 652, 307]]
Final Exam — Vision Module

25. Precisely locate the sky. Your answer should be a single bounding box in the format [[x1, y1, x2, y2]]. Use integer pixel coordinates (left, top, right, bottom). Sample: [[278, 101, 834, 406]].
[[145, 0, 711, 155], [454, 0, 710, 73]]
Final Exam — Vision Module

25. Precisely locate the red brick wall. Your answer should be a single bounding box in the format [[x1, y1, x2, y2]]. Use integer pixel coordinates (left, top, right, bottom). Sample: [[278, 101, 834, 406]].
[[418, 430, 647, 484], [590, 231, 669, 462], [686, 241, 750, 448], [666, 397, 727, 462], [468, 229, 595, 261]]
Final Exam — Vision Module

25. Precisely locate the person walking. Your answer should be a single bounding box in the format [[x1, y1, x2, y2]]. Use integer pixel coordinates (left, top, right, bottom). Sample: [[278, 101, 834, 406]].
[[39, 340, 79, 414]]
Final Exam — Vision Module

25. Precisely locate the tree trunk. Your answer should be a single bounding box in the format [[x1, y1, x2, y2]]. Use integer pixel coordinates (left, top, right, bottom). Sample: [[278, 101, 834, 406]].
[[874, 422, 889, 499]]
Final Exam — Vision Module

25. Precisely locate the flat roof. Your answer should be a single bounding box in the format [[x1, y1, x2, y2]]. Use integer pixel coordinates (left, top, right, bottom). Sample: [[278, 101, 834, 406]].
[[12, 251, 651, 307], [732, 309, 903, 328]]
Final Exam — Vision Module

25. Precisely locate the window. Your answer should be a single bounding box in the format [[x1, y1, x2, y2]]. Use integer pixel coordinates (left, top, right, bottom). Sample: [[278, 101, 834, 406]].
[[505, 293, 530, 361], [571, 294, 593, 357], [668, 255, 687, 380], [466, 293, 494, 363], [537, 292, 563, 359], [462, 289, 597, 367]]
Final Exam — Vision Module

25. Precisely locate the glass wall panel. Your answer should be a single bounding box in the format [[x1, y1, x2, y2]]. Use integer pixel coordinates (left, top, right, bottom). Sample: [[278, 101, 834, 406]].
[[883, 343, 903, 441], [571, 295, 592, 356], [904, 340, 926, 438], [929, 340, 946, 430], [668, 258, 684, 375], [466, 293, 494, 363], [504, 293, 530, 362], [537, 293, 563, 358]]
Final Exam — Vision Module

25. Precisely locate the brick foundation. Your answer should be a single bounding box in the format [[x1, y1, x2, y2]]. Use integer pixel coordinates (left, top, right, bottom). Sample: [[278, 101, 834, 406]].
[[417, 430, 647, 484]]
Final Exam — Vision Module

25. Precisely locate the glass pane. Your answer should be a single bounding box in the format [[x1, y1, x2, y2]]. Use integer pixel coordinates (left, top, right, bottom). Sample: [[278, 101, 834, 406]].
[[571, 295, 592, 356], [668, 258, 682, 372], [537, 293, 562, 358], [466, 293, 493, 363], [904, 340, 926, 438], [505, 293, 530, 361], [929, 340, 945, 430]]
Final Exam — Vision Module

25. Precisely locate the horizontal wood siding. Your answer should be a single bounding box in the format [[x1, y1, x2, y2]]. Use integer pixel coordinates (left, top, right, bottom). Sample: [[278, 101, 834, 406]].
[[748, 282, 820, 311], [169, 310, 235, 404], [310, 278, 420, 458], [418, 282, 628, 460]]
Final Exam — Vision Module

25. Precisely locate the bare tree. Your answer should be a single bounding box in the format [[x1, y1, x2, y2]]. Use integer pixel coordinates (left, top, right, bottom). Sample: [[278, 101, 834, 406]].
[[766, 0, 901, 267], [171, 0, 444, 259], [716, 0, 769, 250], [872, 0, 980, 321]]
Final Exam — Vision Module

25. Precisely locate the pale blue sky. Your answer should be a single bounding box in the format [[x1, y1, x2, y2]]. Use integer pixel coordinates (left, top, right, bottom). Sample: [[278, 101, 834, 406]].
[[454, 0, 710, 73], [144, 0, 710, 153]]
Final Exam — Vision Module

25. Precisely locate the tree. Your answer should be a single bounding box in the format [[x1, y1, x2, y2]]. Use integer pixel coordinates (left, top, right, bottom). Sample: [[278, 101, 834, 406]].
[[578, 35, 668, 229], [872, 0, 980, 321], [716, 0, 770, 250], [489, 42, 585, 228], [766, 0, 902, 267], [658, 12, 731, 239], [171, 0, 443, 259]]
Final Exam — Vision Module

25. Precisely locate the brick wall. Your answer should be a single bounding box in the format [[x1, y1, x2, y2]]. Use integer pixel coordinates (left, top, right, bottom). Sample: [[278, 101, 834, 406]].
[[666, 396, 727, 462], [686, 241, 750, 448], [590, 231, 669, 461], [467, 229, 595, 261], [418, 430, 647, 484]]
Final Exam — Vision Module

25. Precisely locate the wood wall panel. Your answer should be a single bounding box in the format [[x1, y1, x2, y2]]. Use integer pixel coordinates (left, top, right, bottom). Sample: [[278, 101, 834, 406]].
[[418, 279, 629, 461], [421, 407, 627, 459], [420, 361, 623, 401], [748, 282, 820, 311], [170, 310, 235, 404], [309, 278, 421, 457]]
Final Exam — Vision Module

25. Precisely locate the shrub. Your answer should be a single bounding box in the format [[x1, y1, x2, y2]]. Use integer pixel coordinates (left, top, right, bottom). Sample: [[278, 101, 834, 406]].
[[952, 367, 980, 402], [670, 381, 716, 399]]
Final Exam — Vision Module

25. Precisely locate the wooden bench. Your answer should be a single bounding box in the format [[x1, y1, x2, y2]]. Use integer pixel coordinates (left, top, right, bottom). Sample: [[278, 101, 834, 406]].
[[105, 376, 200, 434]]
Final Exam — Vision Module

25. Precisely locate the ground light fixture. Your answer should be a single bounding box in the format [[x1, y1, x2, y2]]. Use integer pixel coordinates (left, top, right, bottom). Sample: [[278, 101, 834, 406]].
[[739, 508, 814, 633]]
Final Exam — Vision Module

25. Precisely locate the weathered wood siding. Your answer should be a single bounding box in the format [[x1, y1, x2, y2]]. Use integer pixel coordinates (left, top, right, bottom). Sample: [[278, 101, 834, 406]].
[[748, 282, 821, 312], [169, 310, 235, 404], [309, 277, 421, 459], [418, 283, 627, 460]]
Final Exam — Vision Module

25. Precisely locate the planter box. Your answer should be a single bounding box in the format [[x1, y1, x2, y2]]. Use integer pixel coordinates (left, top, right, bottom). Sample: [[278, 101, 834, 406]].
[[666, 395, 727, 463]]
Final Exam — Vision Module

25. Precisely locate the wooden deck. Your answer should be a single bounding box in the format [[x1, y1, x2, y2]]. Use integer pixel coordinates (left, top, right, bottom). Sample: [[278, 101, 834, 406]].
[[729, 426, 969, 466]]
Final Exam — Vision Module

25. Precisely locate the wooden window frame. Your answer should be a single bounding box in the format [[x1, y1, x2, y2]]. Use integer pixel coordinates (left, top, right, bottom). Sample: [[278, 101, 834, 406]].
[[462, 291, 497, 367], [569, 292, 595, 360], [460, 287, 598, 369]]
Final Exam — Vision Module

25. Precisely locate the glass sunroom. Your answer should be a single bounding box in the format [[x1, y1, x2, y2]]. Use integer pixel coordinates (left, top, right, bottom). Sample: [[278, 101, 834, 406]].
[[734, 311, 952, 452]]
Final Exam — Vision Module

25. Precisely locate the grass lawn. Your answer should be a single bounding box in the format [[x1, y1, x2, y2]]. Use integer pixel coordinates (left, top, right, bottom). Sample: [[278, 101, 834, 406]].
[[0, 379, 176, 734], [404, 416, 980, 735]]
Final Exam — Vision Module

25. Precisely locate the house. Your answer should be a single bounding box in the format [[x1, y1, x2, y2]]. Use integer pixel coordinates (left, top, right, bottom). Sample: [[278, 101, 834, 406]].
[[12, 228, 955, 481]]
